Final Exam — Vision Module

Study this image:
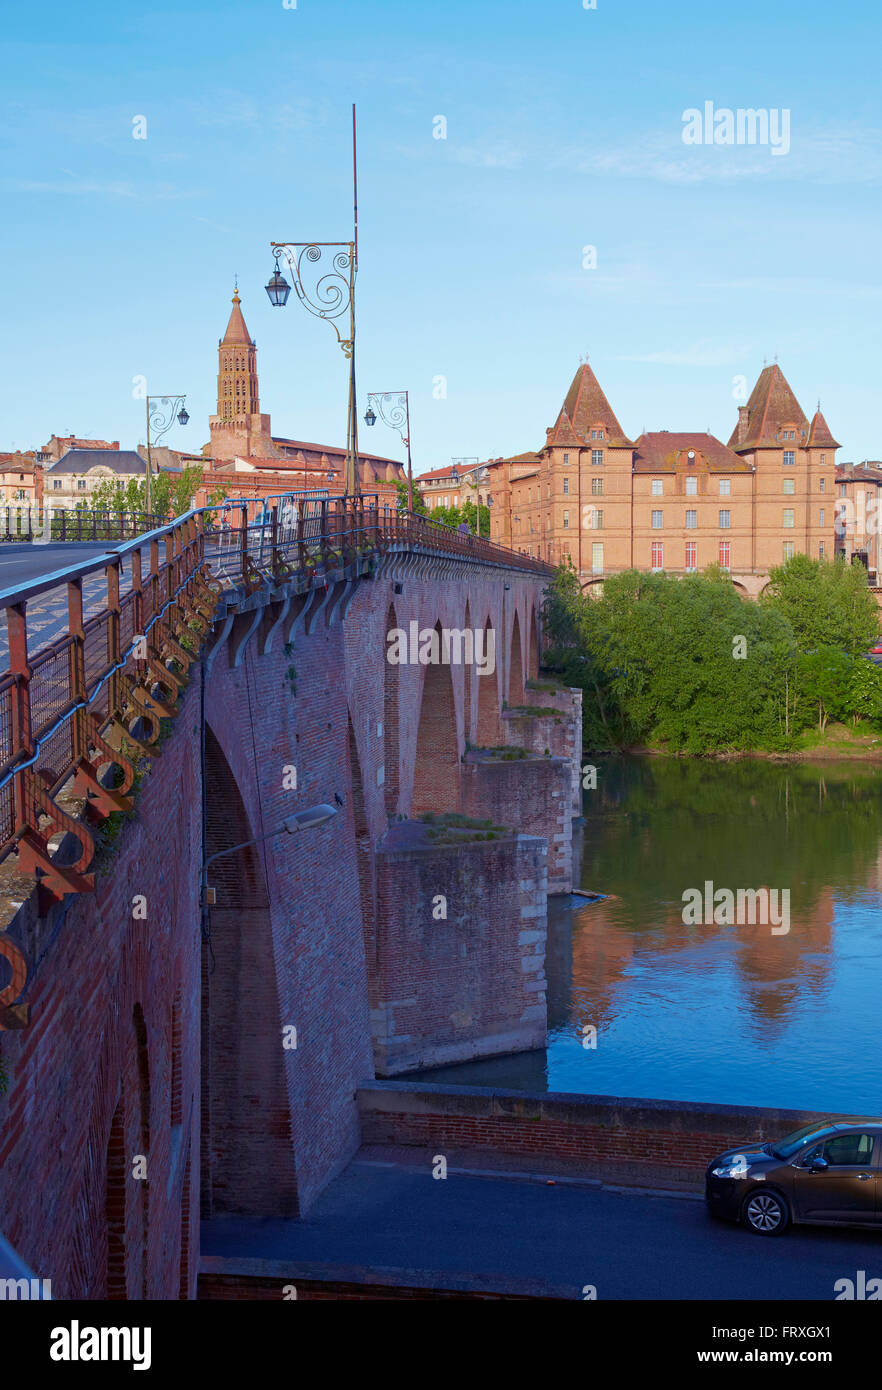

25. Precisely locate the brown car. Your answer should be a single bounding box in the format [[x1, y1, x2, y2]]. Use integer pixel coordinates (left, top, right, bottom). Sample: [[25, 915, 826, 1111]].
[[705, 1121, 882, 1235]]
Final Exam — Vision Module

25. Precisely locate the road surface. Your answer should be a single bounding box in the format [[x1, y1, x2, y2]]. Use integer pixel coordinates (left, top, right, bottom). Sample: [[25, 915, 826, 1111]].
[[201, 1157, 882, 1300]]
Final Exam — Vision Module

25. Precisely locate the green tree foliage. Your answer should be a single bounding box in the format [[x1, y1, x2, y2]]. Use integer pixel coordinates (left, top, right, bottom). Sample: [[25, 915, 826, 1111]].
[[762, 553, 879, 656], [390, 480, 429, 517], [431, 498, 490, 535], [541, 560, 882, 752]]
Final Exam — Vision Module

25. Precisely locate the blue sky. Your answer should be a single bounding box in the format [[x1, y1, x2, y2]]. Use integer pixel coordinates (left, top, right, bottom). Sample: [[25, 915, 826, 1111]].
[[2, 0, 880, 469]]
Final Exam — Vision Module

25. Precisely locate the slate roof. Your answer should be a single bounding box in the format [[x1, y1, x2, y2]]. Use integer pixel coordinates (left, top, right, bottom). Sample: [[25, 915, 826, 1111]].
[[47, 449, 146, 475]]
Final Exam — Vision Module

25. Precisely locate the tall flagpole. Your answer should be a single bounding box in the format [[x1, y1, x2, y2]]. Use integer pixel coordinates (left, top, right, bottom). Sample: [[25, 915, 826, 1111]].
[[346, 103, 360, 499]]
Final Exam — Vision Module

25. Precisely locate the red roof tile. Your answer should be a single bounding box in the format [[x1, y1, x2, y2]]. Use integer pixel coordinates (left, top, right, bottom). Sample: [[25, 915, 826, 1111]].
[[728, 365, 808, 450], [221, 290, 253, 346], [551, 364, 631, 447], [807, 409, 840, 449], [633, 432, 752, 473]]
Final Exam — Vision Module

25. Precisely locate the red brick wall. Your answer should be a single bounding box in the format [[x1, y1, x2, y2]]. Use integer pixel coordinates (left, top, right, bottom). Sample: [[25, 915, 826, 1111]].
[[462, 752, 573, 894], [0, 680, 202, 1300], [371, 825, 547, 1074], [357, 1083, 862, 1190]]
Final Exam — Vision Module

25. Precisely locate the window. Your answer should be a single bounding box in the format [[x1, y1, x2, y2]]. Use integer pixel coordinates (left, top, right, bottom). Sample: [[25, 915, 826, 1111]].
[[719, 540, 730, 569], [819, 542, 825, 558], [821, 1132, 876, 1166], [591, 429, 605, 440], [685, 509, 697, 529], [651, 510, 663, 529], [820, 453, 826, 465], [651, 541, 663, 571], [592, 542, 604, 574], [685, 476, 697, 497], [719, 479, 731, 496], [592, 450, 603, 466], [819, 508, 825, 527], [563, 510, 570, 528], [563, 453, 570, 466], [592, 509, 603, 530], [783, 450, 795, 466], [685, 541, 697, 571], [591, 477, 603, 496], [52, 479, 62, 491], [77, 480, 86, 491], [719, 510, 730, 529], [783, 509, 794, 528], [783, 478, 795, 495], [783, 540, 794, 560], [819, 478, 825, 493], [651, 479, 663, 496], [563, 477, 569, 494]]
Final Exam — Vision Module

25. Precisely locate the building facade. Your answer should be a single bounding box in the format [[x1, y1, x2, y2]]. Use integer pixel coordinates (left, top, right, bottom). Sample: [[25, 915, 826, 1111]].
[[416, 462, 490, 511], [486, 362, 839, 592], [43, 448, 148, 506]]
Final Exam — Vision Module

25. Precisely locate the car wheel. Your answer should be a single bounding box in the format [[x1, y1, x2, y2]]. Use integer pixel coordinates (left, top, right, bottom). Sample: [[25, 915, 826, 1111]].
[[741, 1188, 789, 1236]]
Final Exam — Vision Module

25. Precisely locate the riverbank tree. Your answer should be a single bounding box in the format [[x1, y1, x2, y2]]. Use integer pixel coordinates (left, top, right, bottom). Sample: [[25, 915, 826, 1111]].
[[542, 556, 882, 752]]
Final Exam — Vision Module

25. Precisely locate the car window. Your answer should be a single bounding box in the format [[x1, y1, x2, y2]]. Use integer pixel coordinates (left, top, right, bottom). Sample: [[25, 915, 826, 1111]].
[[773, 1124, 839, 1159], [823, 1133, 876, 1166]]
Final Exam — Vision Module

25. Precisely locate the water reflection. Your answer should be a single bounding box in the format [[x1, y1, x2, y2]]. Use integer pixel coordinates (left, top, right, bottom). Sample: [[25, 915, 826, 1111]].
[[413, 757, 882, 1111]]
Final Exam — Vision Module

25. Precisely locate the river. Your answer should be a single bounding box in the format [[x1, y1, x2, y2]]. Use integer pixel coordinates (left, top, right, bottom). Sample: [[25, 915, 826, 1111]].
[[412, 756, 882, 1113]]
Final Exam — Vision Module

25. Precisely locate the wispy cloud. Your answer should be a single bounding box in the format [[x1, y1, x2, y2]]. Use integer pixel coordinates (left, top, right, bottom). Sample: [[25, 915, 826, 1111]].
[[560, 121, 882, 186], [615, 340, 755, 367], [450, 142, 524, 170], [11, 177, 199, 201]]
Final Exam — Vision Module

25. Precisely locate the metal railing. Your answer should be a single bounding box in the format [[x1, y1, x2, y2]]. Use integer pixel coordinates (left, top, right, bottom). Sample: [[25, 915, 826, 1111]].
[[0, 495, 552, 1027], [0, 506, 165, 544]]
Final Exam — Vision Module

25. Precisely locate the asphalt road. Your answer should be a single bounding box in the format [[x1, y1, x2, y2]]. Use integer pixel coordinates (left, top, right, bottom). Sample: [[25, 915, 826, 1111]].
[[201, 1159, 882, 1300], [0, 540, 137, 591]]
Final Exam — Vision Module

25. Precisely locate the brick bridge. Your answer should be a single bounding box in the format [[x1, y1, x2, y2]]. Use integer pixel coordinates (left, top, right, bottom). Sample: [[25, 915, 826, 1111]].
[[0, 498, 581, 1299]]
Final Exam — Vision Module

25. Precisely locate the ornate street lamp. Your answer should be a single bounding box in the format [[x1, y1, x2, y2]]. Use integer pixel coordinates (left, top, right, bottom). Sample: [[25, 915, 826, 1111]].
[[145, 394, 188, 517], [364, 391, 414, 511], [267, 107, 361, 498]]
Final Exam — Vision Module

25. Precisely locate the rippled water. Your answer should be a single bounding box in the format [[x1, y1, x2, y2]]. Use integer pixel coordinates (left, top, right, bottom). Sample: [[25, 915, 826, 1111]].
[[414, 756, 882, 1112]]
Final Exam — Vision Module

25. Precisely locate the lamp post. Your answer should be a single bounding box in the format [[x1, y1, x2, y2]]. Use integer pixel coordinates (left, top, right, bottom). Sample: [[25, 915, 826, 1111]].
[[266, 107, 361, 499], [145, 396, 188, 518], [364, 392, 413, 511], [201, 803, 338, 912]]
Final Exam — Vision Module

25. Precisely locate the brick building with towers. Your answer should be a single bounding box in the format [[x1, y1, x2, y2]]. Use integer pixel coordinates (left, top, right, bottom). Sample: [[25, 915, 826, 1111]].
[[485, 361, 839, 596]]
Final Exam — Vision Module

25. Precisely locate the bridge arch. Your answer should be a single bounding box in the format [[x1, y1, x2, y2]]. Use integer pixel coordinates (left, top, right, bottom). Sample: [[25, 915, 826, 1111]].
[[201, 725, 298, 1219], [508, 610, 525, 707], [383, 603, 400, 816], [476, 617, 502, 746], [462, 600, 473, 746], [528, 604, 539, 680], [411, 623, 460, 815]]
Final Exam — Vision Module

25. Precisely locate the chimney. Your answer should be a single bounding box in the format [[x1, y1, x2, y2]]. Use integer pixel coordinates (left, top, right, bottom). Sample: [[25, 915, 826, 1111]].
[[735, 406, 749, 445]]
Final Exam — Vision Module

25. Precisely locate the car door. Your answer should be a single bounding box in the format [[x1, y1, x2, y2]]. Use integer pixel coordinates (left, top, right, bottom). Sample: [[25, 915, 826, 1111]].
[[792, 1131, 879, 1223]]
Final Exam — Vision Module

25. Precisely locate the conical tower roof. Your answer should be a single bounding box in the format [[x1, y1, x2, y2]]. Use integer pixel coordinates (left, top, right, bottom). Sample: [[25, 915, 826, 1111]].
[[807, 408, 840, 449], [551, 363, 630, 446], [728, 364, 807, 450], [221, 288, 253, 346]]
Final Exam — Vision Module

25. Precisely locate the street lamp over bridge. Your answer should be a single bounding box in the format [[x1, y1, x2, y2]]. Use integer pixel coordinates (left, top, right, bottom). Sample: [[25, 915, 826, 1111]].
[[145, 395, 188, 516], [364, 391, 413, 512]]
